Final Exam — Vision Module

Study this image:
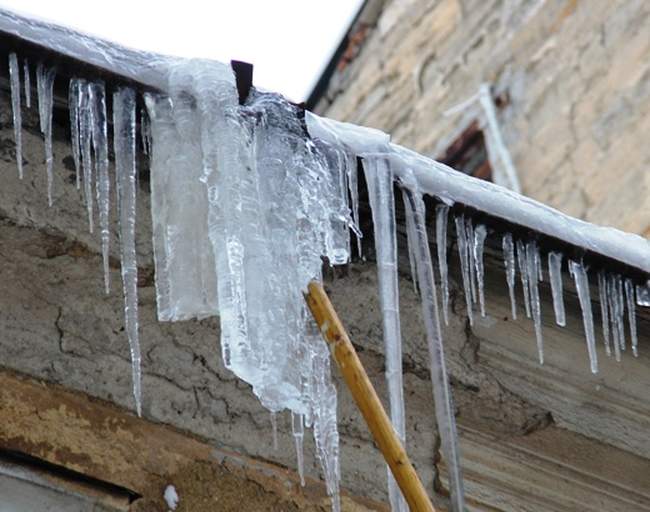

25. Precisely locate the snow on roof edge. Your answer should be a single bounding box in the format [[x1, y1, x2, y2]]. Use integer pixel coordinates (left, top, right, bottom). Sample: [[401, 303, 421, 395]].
[[305, 113, 650, 276]]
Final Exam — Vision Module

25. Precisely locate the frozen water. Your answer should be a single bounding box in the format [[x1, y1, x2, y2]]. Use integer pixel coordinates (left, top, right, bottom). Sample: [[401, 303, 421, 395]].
[[466, 219, 477, 304], [597, 271, 612, 357], [363, 156, 407, 512], [607, 275, 622, 362], [402, 178, 464, 512], [473, 224, 487, 317], [526, 241, 543, 364], [145, 68, 220, 321], [292, 412, 306, 487], [36, 63, 56, 206], [89, 82, 111, 293], [23, 58, 31, 109], [68, 79, 83, 190], [502, 233, 517, 319], [113, 87, 142, 416], [147, 62, 344, 508], [403, 189, 420, 292], [638, 284, 650, 306], [569, 261, 598, 374], [346, 153, 363, 257], [610, 274, 626, 354], [436, 204, 451, 325], [548, 252, 566, 327], [624, 279, 638, 357], [79, 81, 95, 232], [9, 53, 23, 180], [516, 239, 531, 318], [455, 214, 474, 326]]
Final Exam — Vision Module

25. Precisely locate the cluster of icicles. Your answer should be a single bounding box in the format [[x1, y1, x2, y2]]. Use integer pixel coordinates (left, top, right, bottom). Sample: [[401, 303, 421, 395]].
[[6, 53, 649, 512]]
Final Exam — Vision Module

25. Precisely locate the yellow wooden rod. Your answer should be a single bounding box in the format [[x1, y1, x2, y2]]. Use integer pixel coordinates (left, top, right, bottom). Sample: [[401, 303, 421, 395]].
[[305, 281, 436, 512]]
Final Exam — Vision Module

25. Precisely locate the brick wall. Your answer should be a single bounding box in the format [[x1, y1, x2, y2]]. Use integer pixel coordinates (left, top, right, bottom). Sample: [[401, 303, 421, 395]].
[[315, 0, 650, 237]]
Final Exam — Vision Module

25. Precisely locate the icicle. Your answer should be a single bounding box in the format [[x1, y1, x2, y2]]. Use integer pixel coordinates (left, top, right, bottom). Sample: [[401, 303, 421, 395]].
[[113, 87, 142, 416], [403, 191, 420, 292], [346, 153, 363, 257], [548, 252, 566, 327], [502, 233, 517, 320], [526, 241, 543, 364], [536, 248, 543, 282], [36, 63, 56, 206], [569, 260, 598, 374], [23, 58, 31, 109], [68, 78, 84, 190], [68, 79, 82, 190], [403, 183, 464, 512], [270, 412, 279, 450], [637, 284, 650, 306], [307, 319, 341, 512], [610, 274, 626, 353], [516, 239, 531, 318], [90, 82, 111, 294], [473, 224, 487, 317], [607, 275, 622, 362], [597, 271, 611, 357], [9, 53, 23, 180], [363, 157, 407, 512], [292, 412, 306, 487], [455, 214, 474, 326], [79, 82, 95, 232], [466, 219, 477, 304], [140, 107, 150, 156], [436, 204, 450, 325], [624, 279, 638, 357]]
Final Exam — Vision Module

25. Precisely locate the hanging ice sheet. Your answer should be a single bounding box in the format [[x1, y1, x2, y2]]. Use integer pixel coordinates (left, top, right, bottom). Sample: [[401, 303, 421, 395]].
[[146, 60, 347, 510], [145, 63, 223, 321]]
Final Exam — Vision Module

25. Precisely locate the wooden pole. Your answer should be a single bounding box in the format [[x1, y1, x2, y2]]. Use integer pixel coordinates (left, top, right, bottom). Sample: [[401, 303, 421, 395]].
[[305, 281, 436, 512]]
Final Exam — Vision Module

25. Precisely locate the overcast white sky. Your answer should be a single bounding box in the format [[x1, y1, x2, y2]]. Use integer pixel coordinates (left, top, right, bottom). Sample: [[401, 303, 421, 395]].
[[0, 1, 363, 102]]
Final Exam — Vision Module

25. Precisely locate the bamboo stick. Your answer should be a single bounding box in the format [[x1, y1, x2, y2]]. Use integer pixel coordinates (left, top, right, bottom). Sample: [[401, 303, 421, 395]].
[[305, 280, 436, 512]]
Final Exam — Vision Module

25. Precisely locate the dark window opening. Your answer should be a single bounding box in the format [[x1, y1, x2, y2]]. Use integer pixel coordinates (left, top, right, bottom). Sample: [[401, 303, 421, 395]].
[[438, 120, 492, 181]]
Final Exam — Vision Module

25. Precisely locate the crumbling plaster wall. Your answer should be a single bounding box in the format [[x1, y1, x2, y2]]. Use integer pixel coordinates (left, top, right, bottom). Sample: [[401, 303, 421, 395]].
[[0, 87, 649, 510], [315, 0, 650, 237]]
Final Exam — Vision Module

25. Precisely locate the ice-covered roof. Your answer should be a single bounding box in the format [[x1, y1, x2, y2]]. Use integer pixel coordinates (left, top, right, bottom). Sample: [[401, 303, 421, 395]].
[[1, 6, 648, 280]]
